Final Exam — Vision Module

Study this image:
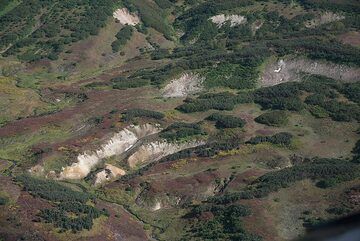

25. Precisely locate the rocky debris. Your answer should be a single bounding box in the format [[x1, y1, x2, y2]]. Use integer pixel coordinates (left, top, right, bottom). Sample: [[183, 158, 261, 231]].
[[209, 14, 247, 28], [94, 164, 126, 186], [305, 12, 345, 28], [162, 72, 205, 98], [127, 140, 205, 168], [251, 20, 264, 34], [113, 8, 140, 26], [152, 201, 162, 211], [59, 124, 161, 179], [28, 165, 44, 175], [260, 58, 360, 87], [136, 191, 182, 211]]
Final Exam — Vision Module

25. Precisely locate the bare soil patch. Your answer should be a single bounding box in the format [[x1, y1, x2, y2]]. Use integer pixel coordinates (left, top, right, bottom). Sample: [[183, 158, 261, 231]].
[[260, 58, 360, 87]]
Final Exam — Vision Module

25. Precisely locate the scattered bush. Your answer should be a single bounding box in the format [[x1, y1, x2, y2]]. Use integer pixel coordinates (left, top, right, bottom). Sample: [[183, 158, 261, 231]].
[[121, 109, 165, 121]]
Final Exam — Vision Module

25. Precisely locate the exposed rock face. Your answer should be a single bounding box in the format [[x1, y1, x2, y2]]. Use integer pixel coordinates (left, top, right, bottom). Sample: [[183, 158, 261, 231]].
[[136, 192, 182, 211], [94, 164, 126, 186], [28, 165, 44, 175], [162, 73, 204, 98], [209, 14, 247, 28], [305, 12, 345, 28], [113, 8, 140, 26], [60, 124, 161, 179], [127, 140, 205, 168], [260, 58, 360, 86]]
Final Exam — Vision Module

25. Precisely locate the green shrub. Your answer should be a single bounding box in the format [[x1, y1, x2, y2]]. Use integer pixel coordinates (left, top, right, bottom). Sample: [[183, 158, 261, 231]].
[[112, 25, 133, 52], [211, 158, 360, 204], [0, 0, 114, 60], [255, 111, 288, 126], [154, 0, 172, 9], [352, 140, 360, 163], [340, 82, 360, 104], [159, 122, 206, 141], [16, 175, 91, 203], [185, 203, 260, 241], [39, 201, 108, 232], [177, 92, 253, 113], [247, 132, 293, 147], [0, 197, 8, 205], [206, 113, 246, 129], [126, 0, 173, 39], [316, 179, 337, 189]]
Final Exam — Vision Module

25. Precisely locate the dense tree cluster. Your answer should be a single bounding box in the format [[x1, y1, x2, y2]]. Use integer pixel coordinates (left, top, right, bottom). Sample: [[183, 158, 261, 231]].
[[206, 113, 246, 129], [205, 63, 259, 89], [40, 201, 109, 232], [246, 132, 293, 147], [210, 158, 360, 204], [159, 122, 206, 141], [112, 25, 133, 52], [0, 196, 8, 205], [123, 0, 173, 39], [150, 48, 170, 60], [16, 175, 91, 203], [154, 0, 173, 9], [177, 92, 253, 113], [254, 82, 304, 111], [254, 75, 360, 122], [130, 64, 184, 86], [184, 204, 260, 241], [16, 175, 108, 232], [341, 82, 360, 104], [0, 0, 114, 60], [176, 0, 253, 42], [352, 140, 360, 163], [269, 38, 360, 66], [299, 0, 360, 13]]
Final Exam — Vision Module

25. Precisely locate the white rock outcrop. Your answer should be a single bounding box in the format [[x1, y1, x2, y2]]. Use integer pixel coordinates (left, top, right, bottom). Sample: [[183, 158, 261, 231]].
[[94, 164, 126, 186], [305, 12, 345, 28], [60, 124, 161, 179], [209, 14, 247, 28], [127, 140, 205, 168], [162, 72, 204, 98], [113, 8, 140, 26], [260, 58, 360, 87]]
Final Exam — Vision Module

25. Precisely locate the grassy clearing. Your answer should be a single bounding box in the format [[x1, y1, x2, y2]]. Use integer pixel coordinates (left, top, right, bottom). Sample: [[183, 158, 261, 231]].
[[0, 126, 71, 161], [16, 71, 68, 89], [267, 179, 359, 240], [0, 76, 48, 126]]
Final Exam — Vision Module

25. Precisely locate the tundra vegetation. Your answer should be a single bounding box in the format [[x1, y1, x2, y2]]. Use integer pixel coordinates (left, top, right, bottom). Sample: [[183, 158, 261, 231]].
[[0, 0, 359, 240]]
